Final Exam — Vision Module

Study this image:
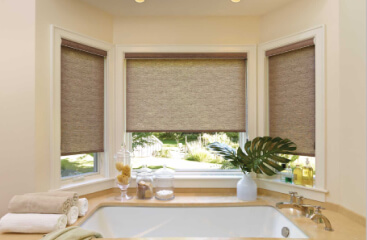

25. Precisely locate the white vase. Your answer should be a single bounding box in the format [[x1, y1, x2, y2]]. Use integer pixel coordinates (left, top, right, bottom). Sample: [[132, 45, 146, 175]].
[[237, 173, 257, 201]]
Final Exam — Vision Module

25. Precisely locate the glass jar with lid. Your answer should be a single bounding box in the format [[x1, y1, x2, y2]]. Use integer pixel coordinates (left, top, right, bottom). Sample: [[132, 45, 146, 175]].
[[136, 165, 154, 199], [154, 165, 175, 200]]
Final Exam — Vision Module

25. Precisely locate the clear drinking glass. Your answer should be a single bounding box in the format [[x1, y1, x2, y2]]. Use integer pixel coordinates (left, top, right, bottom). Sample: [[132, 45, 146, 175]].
[[114, 145, 132, 201]]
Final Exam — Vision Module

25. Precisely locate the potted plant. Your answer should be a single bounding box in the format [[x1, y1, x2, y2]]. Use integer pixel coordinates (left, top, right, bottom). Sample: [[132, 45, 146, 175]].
[[207, 136, 296, 201]]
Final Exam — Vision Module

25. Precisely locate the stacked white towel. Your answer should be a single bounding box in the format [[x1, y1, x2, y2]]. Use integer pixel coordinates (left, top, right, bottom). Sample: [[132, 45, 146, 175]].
[[77, 198, 88, 217], [0, 213, 67, 233], [0, 191, 83, 233], [66, 206, 79, 225]]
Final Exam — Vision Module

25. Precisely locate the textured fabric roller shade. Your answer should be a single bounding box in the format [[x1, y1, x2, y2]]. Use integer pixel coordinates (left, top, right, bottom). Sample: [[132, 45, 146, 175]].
[[126, 58, 247, 132], [61, 45, 105, 156], [268, 45, 315, 156]]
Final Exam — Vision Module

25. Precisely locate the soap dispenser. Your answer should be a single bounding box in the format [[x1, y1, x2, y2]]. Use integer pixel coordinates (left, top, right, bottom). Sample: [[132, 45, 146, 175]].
[[284, 164, 293, 183], [293, 164, 303, 185], [302, 158, 314, 187]]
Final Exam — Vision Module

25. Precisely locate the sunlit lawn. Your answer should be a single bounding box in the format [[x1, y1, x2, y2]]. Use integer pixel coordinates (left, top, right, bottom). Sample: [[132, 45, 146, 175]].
[[61, 154, 95, 177]]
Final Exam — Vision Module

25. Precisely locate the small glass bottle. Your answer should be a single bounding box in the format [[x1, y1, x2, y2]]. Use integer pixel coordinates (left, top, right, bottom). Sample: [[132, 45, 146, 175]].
[[284, 165, 293, 184], [293, 164, 303, 185], [302, 158, 314, 187], [280, 164, 286, 182], [155, 165, 175, 201], [136, 165, 154, 200]]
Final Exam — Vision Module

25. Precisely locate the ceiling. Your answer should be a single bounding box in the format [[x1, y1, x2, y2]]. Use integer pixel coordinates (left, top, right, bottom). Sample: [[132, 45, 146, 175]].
[[81, 0, 294, 17]]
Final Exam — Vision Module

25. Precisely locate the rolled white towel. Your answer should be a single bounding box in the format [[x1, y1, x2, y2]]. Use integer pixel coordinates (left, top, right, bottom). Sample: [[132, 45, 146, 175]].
[[0, 213, 67, 233], [66, 206, 79, 225], [77, 198, 88, 217]]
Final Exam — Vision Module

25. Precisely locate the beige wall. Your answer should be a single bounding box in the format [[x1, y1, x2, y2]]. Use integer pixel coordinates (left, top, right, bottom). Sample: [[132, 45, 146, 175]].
[[0, 0, 36, 217], [113, 16, 260, 45], [260, 0, 366, 217], [34, 0, 114, 194], [338, 0, 366, 217]]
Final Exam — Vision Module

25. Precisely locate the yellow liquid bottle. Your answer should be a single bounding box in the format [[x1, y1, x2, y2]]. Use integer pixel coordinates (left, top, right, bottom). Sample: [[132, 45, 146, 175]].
[[293, 165, 303, 185], [302, 158, 314, 187]]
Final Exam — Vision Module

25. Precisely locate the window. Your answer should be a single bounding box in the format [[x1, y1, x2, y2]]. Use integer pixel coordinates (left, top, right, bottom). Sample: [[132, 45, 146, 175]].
[[258, 26, 326, 197], [59, 39, 107, 179], [124, 52, 249, 173], [265, 39, 316, 186], [267, 39, 315, 157], [61, 153, 99, 178], [131, 132, 245, 171]]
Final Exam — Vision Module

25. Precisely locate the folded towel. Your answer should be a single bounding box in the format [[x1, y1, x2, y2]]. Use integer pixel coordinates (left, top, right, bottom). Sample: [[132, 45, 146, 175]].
[[66, 206, 79, 225], [77, 198, 88, 217], [0, 213, 67, 233], [8, 195, 71, 214], [41, 226, 102, 240], [28, 191, 79, 206]]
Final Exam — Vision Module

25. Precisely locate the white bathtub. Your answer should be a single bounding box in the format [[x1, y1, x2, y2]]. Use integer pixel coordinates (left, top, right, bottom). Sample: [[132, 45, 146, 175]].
[[80, 206, 308, 239]]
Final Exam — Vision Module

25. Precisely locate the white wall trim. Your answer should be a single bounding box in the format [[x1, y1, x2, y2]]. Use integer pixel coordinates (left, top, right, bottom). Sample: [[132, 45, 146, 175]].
[[258, 25, 326, 190], [50, 25, 115, 190]]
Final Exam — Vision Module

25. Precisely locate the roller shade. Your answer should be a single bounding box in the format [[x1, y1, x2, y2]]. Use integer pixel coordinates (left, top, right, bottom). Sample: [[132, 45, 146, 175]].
[[126, 57, 247, 132], [61, 42, 105, 156], [268, 43, 315, 156]]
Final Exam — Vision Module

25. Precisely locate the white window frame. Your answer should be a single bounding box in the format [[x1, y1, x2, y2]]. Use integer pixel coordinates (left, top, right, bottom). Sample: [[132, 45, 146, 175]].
[[115, 44, 257, 176], [50, 26, 115, 191], [257, 25, 327, 201]]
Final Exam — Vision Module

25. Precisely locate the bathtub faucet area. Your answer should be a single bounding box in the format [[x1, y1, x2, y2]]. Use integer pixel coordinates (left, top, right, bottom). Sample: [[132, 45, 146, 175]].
[[276, 192, 333, 231]]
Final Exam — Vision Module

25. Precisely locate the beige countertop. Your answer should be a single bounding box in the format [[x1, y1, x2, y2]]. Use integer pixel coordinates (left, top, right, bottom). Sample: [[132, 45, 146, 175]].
[[0, 189, 365, 240]]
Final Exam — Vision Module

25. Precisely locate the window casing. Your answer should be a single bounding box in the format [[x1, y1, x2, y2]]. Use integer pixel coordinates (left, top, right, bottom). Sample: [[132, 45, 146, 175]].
[[117, 45, 257, 176], [51, 26, 114, 190], [258, 25, 326, 199]]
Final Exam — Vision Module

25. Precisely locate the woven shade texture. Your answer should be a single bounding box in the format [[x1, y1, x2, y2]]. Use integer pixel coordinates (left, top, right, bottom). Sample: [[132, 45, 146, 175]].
[[269, 45, 315, 156], [126, 59, 247, 132], [61, 46, 104, 155]]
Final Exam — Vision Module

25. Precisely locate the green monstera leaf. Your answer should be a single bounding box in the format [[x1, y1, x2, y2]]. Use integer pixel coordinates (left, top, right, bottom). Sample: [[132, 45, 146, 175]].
[[207, 136, 296, 176]]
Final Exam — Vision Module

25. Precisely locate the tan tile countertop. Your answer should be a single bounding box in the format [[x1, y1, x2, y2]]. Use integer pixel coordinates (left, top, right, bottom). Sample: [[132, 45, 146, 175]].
[[0, 188, 365, 240]]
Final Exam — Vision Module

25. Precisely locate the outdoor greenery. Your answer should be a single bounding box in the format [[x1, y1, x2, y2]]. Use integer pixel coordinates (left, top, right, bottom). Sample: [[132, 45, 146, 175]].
[[185, 150, 215, 162], [132, 132, 156, 151], [132, 132, 241, 168], [207, 137, 297, 175], [162, 139, 185, 147], [61, 153, 95, 177], [154, 148, 172, 158]]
